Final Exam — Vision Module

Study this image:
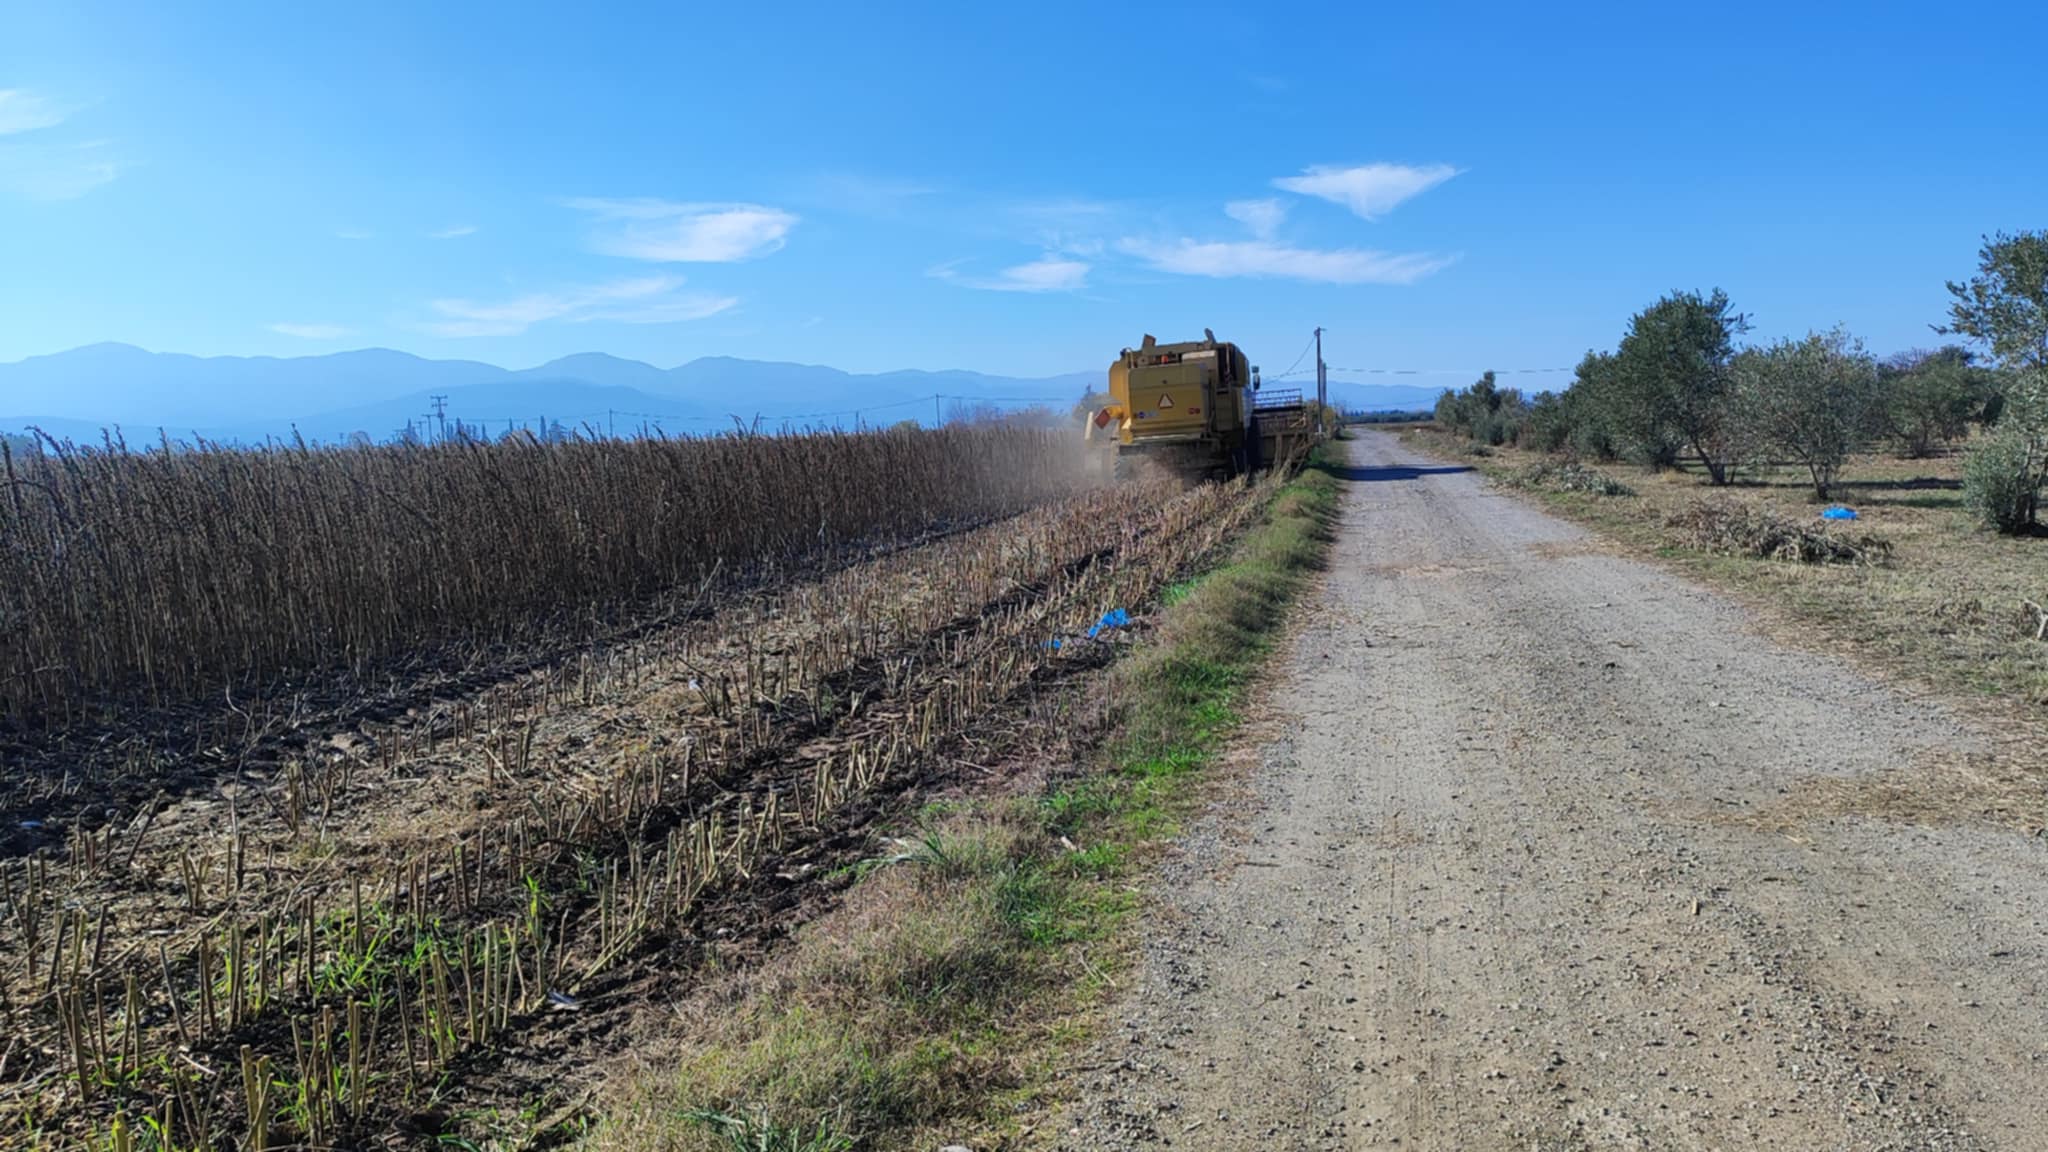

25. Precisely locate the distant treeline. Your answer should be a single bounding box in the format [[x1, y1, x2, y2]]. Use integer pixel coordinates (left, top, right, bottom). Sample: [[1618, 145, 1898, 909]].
[[1342, 409, 1433, 425]]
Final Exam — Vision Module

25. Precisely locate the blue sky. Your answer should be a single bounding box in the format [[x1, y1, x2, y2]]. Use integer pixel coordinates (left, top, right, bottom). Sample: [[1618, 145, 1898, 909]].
[[3, 0, 2043, 385]]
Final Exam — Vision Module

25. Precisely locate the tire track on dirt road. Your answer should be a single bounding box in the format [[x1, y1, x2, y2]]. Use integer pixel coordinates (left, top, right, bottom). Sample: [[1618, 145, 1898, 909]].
[[1056, 431, 2046, 1151]]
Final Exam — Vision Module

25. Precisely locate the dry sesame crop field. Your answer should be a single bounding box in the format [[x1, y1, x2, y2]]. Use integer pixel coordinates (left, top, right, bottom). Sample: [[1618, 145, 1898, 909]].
[[0, 425, 1287, 1150]]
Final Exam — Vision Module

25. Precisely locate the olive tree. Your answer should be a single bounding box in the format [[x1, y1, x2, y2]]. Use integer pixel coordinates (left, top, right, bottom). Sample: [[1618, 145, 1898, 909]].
[[1555, 351, 1622, 460], [1434, 371, 1528, 445], [1880, 347, 1993, 458], [1942, 231, 2048, 373], [1961, 427, 2043, 532], [1737, 328, 1882, 501], [1940, 231, 2048, 532], [1611, 290, 1749, 482]]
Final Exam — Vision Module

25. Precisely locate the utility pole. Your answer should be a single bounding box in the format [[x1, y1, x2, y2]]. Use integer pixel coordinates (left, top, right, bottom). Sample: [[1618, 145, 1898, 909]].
[[429, 394, 449, 444], [1313, 327, 1326, 417], [934, 393, 942, 427]]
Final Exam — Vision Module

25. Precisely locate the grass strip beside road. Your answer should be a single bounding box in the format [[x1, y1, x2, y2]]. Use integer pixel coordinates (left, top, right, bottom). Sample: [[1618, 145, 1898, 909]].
[[596, 459, 1340, 1152]]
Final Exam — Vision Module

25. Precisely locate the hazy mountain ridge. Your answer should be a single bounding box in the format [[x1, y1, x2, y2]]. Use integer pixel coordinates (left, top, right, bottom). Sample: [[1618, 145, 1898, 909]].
[[0, 344, 1103, 443], [0, 344, 1438, 444]]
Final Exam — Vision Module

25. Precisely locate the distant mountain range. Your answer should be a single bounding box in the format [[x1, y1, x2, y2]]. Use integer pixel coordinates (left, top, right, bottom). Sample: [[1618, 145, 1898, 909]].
[[0, 344, 1441, 444]]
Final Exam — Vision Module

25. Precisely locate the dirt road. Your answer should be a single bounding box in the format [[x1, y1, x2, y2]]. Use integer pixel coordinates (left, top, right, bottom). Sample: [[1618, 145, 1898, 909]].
[[1058, 431, 2048, 1151]]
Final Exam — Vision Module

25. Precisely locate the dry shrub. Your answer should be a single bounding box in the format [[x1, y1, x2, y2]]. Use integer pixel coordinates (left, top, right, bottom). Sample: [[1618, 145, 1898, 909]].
[[0, 424, 1093, 727], [1664, 500, 1892, 565], [1515, 459, 1637, 497]]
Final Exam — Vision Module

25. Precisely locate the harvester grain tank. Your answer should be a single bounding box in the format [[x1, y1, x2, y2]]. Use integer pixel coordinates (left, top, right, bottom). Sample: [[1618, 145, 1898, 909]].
[[1087, 331, 1310, 478]]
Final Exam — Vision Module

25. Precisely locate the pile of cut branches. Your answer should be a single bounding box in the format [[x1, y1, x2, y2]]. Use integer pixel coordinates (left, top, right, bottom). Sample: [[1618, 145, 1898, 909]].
[[1665, 500, 1891, 565], [1514, 460, 1636, 497]]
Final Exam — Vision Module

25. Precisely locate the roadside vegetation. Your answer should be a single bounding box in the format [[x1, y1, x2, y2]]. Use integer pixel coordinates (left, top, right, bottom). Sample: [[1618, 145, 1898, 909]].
[[1409, 229, 2048, 707], [597, 459, 1340, 1152]]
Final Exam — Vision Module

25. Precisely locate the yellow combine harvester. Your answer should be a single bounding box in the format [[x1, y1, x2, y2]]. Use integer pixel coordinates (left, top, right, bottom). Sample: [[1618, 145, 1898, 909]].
[[1087, 330, 1311, 479]]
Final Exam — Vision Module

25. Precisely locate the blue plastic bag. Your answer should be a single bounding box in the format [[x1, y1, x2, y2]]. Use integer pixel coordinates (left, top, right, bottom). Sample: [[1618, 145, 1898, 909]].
[[1821, 506, 1858, 521], [1085, 608, 1130, 640]]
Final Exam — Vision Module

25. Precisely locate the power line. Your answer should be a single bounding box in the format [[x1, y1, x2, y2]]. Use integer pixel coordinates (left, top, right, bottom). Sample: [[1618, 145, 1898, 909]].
[[1275, 366, 1574, 379], [1335, 366, 1573, 375], [937, 394, 1073, 405], [1274, 333, 1317, 381]]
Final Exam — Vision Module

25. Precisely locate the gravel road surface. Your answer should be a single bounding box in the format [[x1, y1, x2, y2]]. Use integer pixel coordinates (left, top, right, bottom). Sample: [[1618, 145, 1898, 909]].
[[1055, 430, 2047, 1151]]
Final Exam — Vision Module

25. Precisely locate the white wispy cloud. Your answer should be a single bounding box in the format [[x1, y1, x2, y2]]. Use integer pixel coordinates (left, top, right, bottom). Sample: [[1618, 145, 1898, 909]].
[[592, 294, 743, 325], [0, 91, 123, 199], [987, 256, 1089, 292], [0, 90, 65, 136], [997, 196, 1116, 257], [429, 224, 478, 239], [806, 172, 937, 216], [1117, 237, 1453, 285], [1010, 196, 1116, 222], [568, 198, 797, 262], [270, 322, 351, 340], [1224, 198, 1287, 240], [423, 275, 737, 337], [929, 255, 1089, 293], [336, 228, 374, 240], [1272, 163, 1458, 220], [0, 138, 118, 200]]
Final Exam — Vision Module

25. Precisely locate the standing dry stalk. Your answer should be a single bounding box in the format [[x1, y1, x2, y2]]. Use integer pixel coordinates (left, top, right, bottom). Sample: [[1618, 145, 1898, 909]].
[[196, 935, 216, 1036], [240, 1044, 271, 1152], [62, 989, 95, 1102]]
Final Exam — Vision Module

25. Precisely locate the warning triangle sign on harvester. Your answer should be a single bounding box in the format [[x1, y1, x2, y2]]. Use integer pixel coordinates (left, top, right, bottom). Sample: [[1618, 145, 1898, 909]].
[[1158, 394, 1175, 409]]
